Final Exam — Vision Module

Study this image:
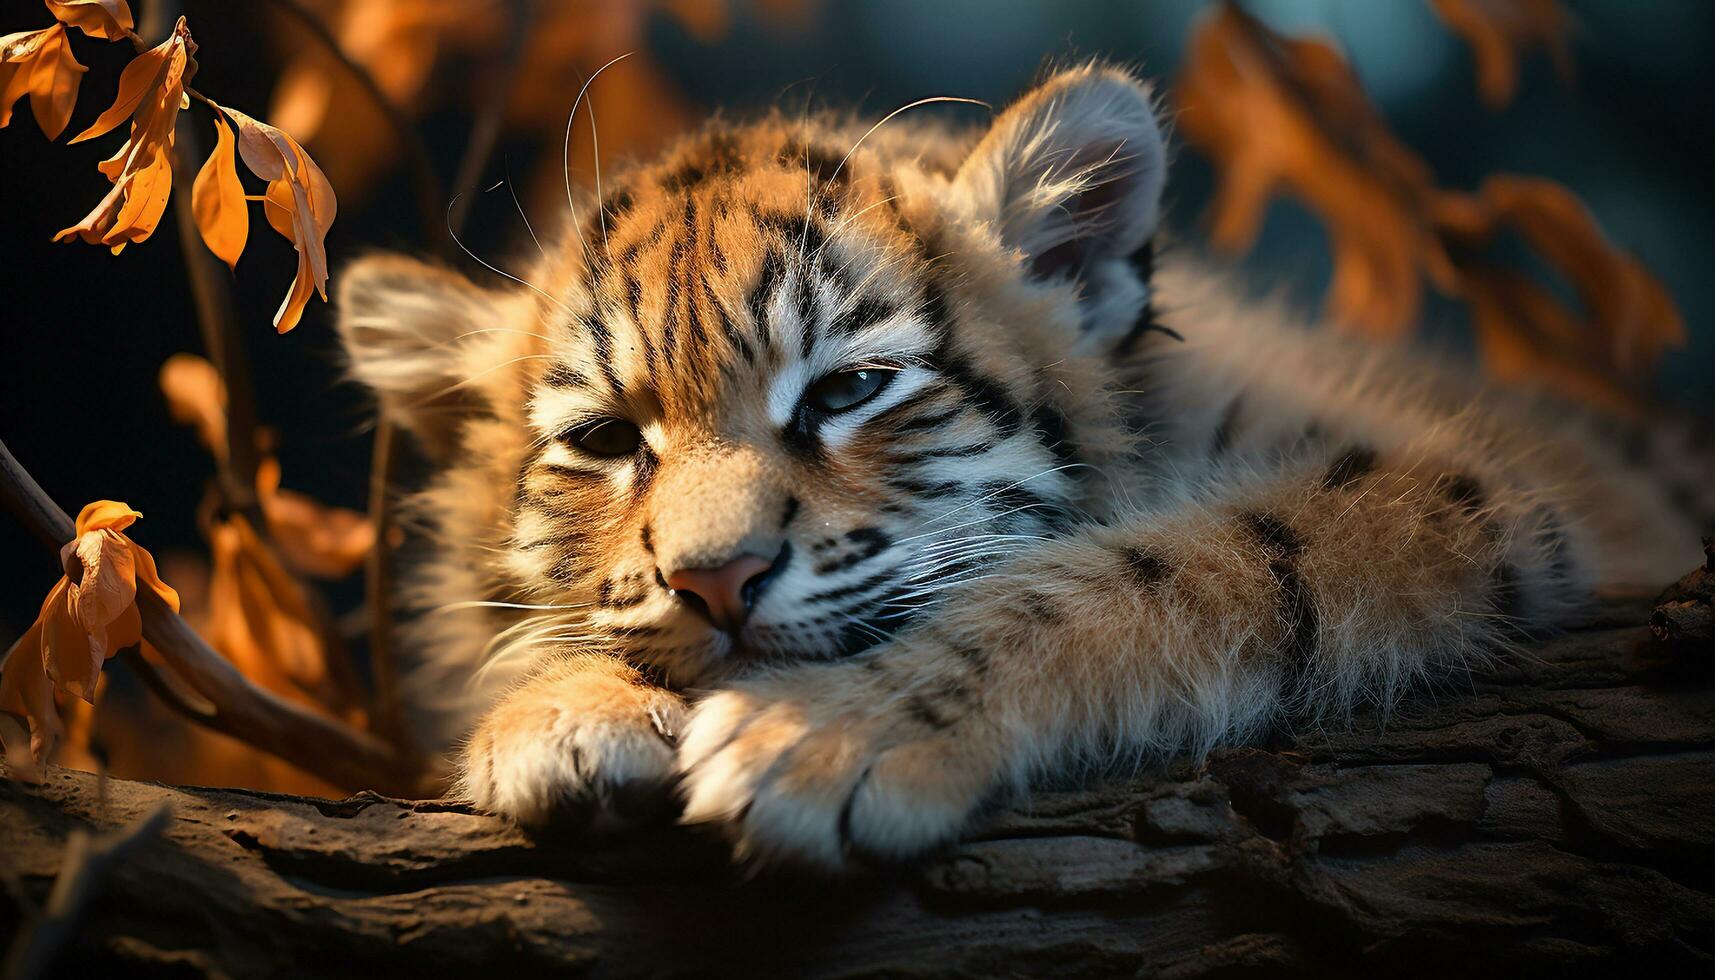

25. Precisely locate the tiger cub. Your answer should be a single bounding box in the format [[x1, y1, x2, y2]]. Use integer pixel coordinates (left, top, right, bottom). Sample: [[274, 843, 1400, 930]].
[[336, 63, 1709, 868]]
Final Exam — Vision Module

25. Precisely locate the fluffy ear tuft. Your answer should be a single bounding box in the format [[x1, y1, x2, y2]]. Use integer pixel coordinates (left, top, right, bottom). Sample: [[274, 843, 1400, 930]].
[[335, 254, 523, 460], [955, 64, 1167, 316]]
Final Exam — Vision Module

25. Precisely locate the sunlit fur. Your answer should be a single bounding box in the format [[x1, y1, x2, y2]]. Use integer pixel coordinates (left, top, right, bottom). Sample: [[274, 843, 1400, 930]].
[[338, 64, 1710, 866]]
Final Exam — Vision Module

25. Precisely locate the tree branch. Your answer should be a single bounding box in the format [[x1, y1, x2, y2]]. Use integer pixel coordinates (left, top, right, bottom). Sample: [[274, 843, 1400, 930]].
[[0, 438, 425, 797], [5, 597, 1712, 976]]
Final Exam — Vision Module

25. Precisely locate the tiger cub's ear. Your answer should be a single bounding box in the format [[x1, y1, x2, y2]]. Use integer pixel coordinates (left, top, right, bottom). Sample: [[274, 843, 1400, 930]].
[[954, 64, 1167, 329], [335, 254, 534, 461]]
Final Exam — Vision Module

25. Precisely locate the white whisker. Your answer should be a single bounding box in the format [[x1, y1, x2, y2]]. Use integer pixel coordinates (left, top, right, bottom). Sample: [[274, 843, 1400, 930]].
[[447, 195, 574, 314]]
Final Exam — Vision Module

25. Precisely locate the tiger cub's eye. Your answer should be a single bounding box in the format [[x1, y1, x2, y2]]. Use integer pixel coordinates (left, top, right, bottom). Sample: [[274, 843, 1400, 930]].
[[805, 368, 896, 414], [567, 417, 642, 458]]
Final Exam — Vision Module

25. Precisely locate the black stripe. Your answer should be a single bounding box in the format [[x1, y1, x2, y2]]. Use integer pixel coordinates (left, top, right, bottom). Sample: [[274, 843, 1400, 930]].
[[1121, 547, 1170, 590], [542, 364, 591, 389], [630, 448, 658, 506], [1321, 445, 1378, 492], [1239, 512, 1318, 672], [586, 318, 623, 394], [1030, 402, 1078, 469], [1020, 591, 1064, 624], [706, 279, 754, 364], [1437, 474, 1486, 511], [795, 267, 818, 360], [538, 463, 606, 482], [1112, 241, 1185, 355], [597, 578, 647, 609], [867, 387, 957, 433], [805, 568, 894, 607], [830, 296, 898, 337], [940, 356, 1020, 437], [813, 527, 891, 576], [750, 249, 785, 352]]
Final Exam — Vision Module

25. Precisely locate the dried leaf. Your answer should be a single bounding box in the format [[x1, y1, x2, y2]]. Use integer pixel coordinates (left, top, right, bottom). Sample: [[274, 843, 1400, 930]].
[[0, 24, 86, 140], [191, 108, 249, 269], [1174, 5, 1437, 336], [1174, 3, 1678, 408], [219, 103, 337, 332], [1430, 177, 1684, 407], [257, 457, 375, 578], [1466, 177, 1684, 374], [66, 18, 183, 144], [56, 17, 194, 253], [203, 514, 342, 706], [1431, 0, 1573, 109], [0, 619, 59, 780], [160, 353, 374, 577], [159, 352, 228, 458], [69, 528, 139, 683], [37, 578, 96, 703], [45, 0, 135, 41], [0, 501, 177, 773]]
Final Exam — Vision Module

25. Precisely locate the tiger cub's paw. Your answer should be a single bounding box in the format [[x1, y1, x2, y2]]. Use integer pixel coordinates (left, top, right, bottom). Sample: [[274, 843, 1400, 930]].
[[459, 675, 686, 832], [676, 658, 1008, 870]]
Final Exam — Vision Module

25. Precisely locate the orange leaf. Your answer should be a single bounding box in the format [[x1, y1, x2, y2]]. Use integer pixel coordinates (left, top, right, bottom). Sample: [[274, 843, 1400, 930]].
[[69, 528, 139, 669], [159, 352, 228, 458], [56, 17, 194, 253], [203, 514, 344, 707], [191, 108, 249, 270], [1431, 0, 1573, 110], [67, 19, 179, 144], [46, 0, 135, 41], [37, 578, 96, 703], [74, 499, 142, 535], [1174, 6, 1435, 336], [28, 22, 85, 139], [220, 103, 336, 332], [0, 24, 86, 140], [257, 457, 375, 579], [1473, 176, 1684, 373], [0, 619, 59, 780], [1430, 178, 1684, 407], [1, 500, 175, 773]]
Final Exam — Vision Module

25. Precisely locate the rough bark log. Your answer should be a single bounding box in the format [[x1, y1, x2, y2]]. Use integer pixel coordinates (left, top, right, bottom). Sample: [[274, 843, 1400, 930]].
[[3, 598, 1713, 978]]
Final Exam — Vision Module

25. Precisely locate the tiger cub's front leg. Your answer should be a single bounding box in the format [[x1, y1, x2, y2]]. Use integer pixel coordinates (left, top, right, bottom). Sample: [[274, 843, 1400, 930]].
[[676, 445, 1580, 868], [459, 653, 687, 830]]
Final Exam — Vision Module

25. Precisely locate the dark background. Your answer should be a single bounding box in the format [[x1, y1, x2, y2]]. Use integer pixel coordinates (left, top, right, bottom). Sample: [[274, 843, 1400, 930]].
[[3, 0, 1712, 642]]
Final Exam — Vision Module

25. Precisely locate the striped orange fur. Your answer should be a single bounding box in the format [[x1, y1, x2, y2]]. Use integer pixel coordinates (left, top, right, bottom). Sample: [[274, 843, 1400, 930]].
[[336, 64, 1710, 867]]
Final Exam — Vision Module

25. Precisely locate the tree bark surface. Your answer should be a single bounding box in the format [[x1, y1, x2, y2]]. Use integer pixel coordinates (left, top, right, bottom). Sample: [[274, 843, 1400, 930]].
[[3, 597, 1713, 978]]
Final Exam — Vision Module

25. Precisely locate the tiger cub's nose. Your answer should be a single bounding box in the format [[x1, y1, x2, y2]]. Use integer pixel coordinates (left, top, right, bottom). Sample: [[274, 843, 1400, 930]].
[[666, 553, 780, 633]]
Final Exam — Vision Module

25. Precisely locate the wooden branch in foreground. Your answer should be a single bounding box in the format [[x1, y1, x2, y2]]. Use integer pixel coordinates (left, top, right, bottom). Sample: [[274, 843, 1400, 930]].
[[3, 598, 1712, 977], [0, 438, 424, 797]]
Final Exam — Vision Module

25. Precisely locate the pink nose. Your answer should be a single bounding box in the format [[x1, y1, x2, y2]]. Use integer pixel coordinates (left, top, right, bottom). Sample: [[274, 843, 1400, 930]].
[[666, 554, 776, 633]]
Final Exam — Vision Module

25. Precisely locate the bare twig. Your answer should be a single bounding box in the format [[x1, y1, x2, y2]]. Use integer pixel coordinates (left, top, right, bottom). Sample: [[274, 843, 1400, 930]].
[[0, 438, 425, 796], [363, 422, 404, 748], [1, 804, 172, 980], [250, 0, 446, 251], [448, 0, 537, 236], [168, 194, 263, 521]]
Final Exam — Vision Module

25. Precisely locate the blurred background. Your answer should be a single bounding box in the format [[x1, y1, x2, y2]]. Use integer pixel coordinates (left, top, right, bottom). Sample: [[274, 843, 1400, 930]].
[[1, 0, 1710, 786]]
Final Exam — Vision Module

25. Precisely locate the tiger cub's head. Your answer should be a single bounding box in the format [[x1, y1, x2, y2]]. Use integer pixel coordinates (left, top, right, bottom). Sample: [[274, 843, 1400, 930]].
[[338, 64, 1168, 686]]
